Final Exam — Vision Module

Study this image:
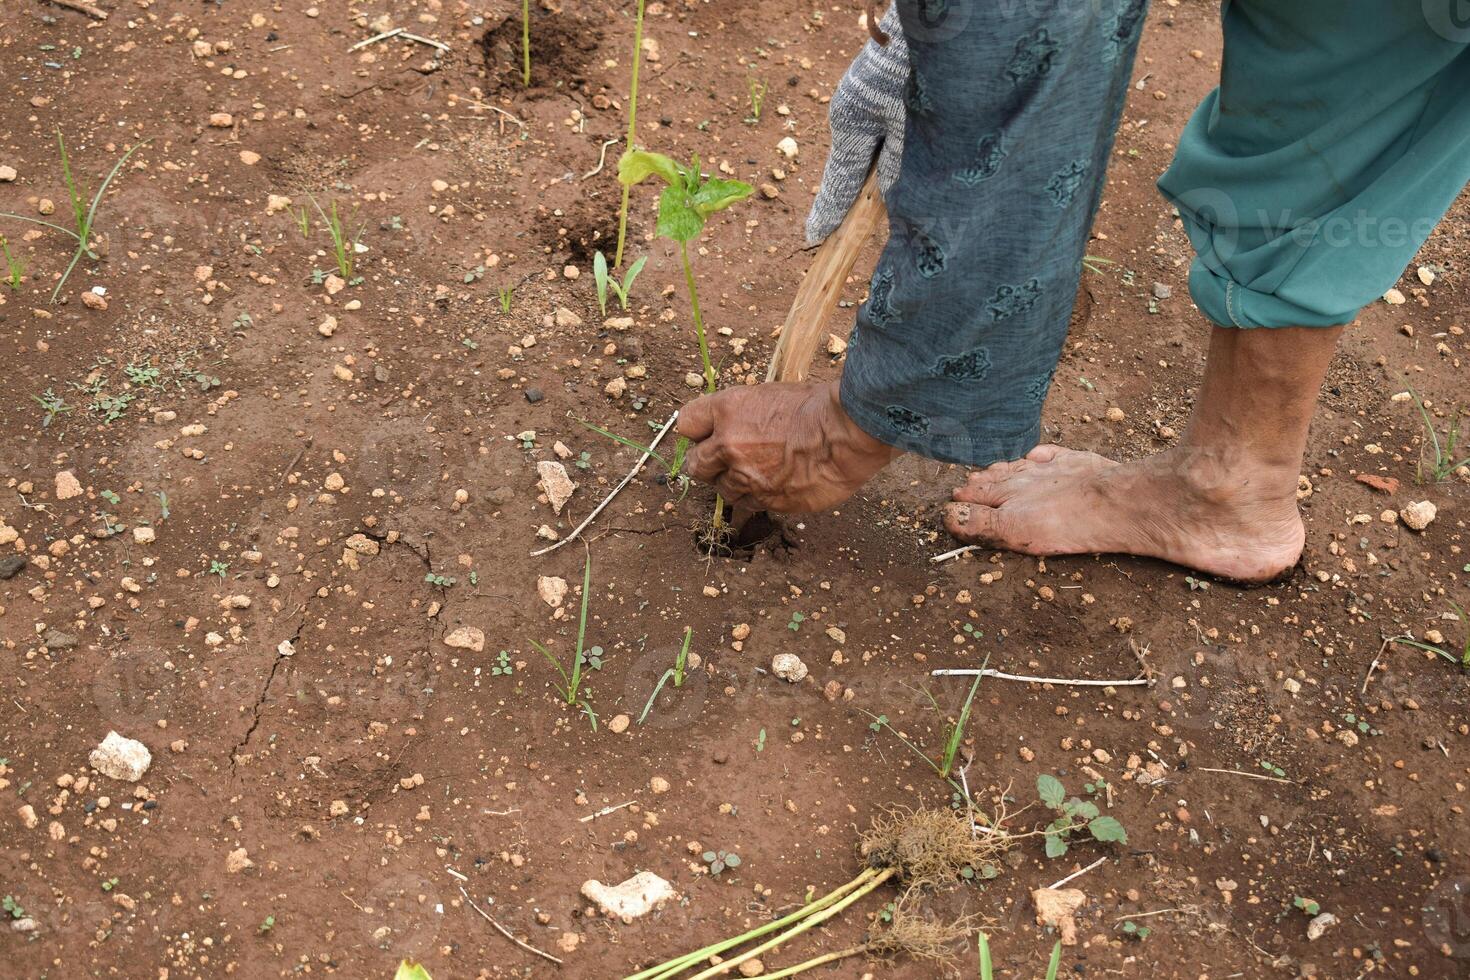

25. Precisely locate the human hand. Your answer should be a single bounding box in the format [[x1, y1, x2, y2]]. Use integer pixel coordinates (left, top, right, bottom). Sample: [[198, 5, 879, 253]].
[[805, 4, 908, 244], [678, 381, 901, 514]]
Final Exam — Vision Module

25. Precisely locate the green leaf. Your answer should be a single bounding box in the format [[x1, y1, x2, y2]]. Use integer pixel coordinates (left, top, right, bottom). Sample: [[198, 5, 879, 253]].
[[1072, 800, 1100, 820], [702, 851, 716, 862], [691, 178, 754, 216], [618, 148, 681, 188], [1044, 832, 1068, 859], [655, 186, 704, 242], [395, 961, 433, 980], [724, 853, 741, 868], [1088, 815, 1128, 844], [1037, 773, 1066, 810]]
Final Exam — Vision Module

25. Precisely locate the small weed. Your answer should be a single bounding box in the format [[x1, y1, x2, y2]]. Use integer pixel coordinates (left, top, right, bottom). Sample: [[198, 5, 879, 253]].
[[100, 489, 120, 506], [294, 206, 311, 238], [1293, 896, 1321, 917], [463, 264, 486, 284], [258, 915, 276, 934], [579, 645, 605, 671], [396, 961, 433, 980], [1393, 604, 1470, 670], [155, 491, 170, 520], [1037, 774, 1128, 858], [231, 311, 254, 332], [424, 572, 457, 588], [1260, 759, 1286, 778], [308, 195, 365, 281], [498, 285, 515, 314], [637, 626, 693, 725], [0, 130, 150, 302], [1406, 389, 1470, 482], [209, 560, 229, 579], [702, 849, 741, 876], [786, 611, 805, 631], [531, 555, 597, 724], [1119, 920, 1150, 941], [756, 728, 766, 751], [867, 714, 888, 733], [1082, 254, 1115, 277], [937, 673, 982, 779], [492, 650, 514, 677], [101, 877, 118, 892], [3, 895, 25, 920], [593, 249, 647, 315], [574, 450, 592, 471], [1, 235, 23, 290], [579, 420, 690, 497], [745, 77, 769, 123], [33, 388, 71, 427]]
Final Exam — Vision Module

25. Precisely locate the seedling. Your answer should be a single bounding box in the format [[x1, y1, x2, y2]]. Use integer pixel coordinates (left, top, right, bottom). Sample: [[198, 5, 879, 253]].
[[703, 849, 741, 876], [531, 555, 597, 725], [101, 877, 118, 892], [786, 611, 805, 631], [1119, 920, 1150, 941], [1392, 604, 1470, 670], [3, 895, 25, 920], [637, 626, 694, 725], [492, 650, 514, 677], [579, 420, 690, 497], [294, 205, 311, 238], [934, 672, 983, 779], [0, 130, 149, 302], [424, 572, 457, 588], [745, 77, 768, 123], [1292, 896, 1321, 917], [498, 285, 515, 314], [1044, 939, 1062, 980], [520, 0, 532, 86], [1036, 774, 1127, 858], [258, 914, 276, 934], [593, 249, 647, 315], [613, 0, 650, 267], [464, 264, 486, 284], [1260, 759, 1287, 778], [579, 645, 605, 671], [33, 388, 71, 427], [307, 195, 366, 281], [209, 560, 229, 579], [574, 450, 592, 471], [1081, 254, 1115, 277], [396, 962, 433, 980], [1, 235, 23, 290], [1407, 388, 1470, 482], [617, 148, 752, 533]]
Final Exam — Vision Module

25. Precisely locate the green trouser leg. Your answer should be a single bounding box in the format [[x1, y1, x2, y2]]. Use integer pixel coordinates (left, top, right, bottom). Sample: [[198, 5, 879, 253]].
[[1158, 0, 1470, 329]]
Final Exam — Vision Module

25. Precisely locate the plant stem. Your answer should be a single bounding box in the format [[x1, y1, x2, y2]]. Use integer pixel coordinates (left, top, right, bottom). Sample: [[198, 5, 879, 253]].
[[521, 0, 531, 86], [625, 869, 879, 980], [741, 946, 869, 979], [678, 239, 725, 530], [614, 0, 648, 267], [682, 868, 897, 980]]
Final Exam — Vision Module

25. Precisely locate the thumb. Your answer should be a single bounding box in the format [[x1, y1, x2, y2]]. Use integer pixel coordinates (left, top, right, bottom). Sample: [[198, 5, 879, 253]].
[[676, 394, 717, 441]]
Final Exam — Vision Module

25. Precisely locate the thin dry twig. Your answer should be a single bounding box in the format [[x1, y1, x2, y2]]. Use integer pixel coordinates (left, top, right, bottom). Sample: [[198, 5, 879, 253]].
[[1362, 635, 1397, 694], [929, 544, 983, 564], [582, 137, 621, 180], [350, 27, 404, 50], [530, 412, 679, 557], [459, 886, 564, 966], [1046, 856, 1107, 890], [579, 800, 636, 823], [931, 668, 1149, 688], [1195, 767, 1293, 784], [41, 0, 108, 19]]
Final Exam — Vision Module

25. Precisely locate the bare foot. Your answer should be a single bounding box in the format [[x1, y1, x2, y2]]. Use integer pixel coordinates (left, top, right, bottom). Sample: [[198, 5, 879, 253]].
[[943, 444, 1305, 584]]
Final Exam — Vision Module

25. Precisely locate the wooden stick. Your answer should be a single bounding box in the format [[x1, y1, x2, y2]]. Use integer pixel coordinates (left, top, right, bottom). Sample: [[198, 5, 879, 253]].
[[1046, 856, 1107, 890], [459, 886, 564, 966], [42, 0, 108, 19], [1194, 767, 1293, 784], [931, 668, 1150, 688], [531, 412, 678, 556], [766, 168, 885, 383]]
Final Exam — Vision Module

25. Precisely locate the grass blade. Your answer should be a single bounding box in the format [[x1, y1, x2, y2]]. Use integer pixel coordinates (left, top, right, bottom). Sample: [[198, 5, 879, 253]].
[[1044, 940, 1062, 980]]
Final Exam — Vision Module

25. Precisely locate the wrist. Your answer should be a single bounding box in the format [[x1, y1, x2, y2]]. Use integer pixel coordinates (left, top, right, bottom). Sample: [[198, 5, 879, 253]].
[[824, 381, 902, 464]]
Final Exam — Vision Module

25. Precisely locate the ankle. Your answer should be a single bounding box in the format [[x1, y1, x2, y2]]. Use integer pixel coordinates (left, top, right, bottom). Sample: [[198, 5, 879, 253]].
[[1161, 444, 1302, 505]]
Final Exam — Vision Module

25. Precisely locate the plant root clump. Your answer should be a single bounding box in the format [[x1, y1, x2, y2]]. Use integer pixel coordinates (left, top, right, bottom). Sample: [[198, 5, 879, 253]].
[[859, 807, 1009, 887], [869, 886, 977, 964]]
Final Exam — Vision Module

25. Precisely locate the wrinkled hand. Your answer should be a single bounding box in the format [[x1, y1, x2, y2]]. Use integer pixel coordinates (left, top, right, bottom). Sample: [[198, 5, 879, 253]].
[[805, 3, 908, 244], [678, 382, 901, 514]]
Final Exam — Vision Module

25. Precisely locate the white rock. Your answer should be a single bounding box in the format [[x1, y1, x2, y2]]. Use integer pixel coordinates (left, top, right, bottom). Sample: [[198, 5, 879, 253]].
[[89, 732, 152, 782], [0, 165, 17, 182], [581, 872, 677, 923], [1418, 266, 1437, 286], [1306, 912, 1339, 941], [537, 461, 576, 514], [444, 626, 485, 652], [55, 470, 83, 500], [771, 653, 808, 683], [776, 136, 799, 158], [554, 307, 583, 328], [538, 576, 568, 608], [1383, 287, 1406, 305], [132, 526, 156, 544], [1399, 500, 1437, 531]]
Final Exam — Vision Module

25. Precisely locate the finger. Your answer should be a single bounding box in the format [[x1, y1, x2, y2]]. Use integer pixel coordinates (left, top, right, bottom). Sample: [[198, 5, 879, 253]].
[[677, 395, 717, 441], [682, 439, 726, 484]]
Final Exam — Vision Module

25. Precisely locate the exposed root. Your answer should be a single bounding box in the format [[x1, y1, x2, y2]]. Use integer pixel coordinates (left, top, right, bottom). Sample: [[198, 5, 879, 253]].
[[860, 806, 1010, 887], [870, 886, 975, 962]]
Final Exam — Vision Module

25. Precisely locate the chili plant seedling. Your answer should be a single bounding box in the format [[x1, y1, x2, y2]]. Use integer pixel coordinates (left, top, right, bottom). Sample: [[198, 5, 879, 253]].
[[593, 249, 647, 315], [1036, 773, 1127, 858], [307, 195, 366, 282], [638, 627, 694, 725], [1407, 388, 1470, 482], [617, 148, 752, 532], [1, 235, 23, 290], [531, 554, 598, 726], [613, 0, 649, 267], [0, 130, 149, 302]]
